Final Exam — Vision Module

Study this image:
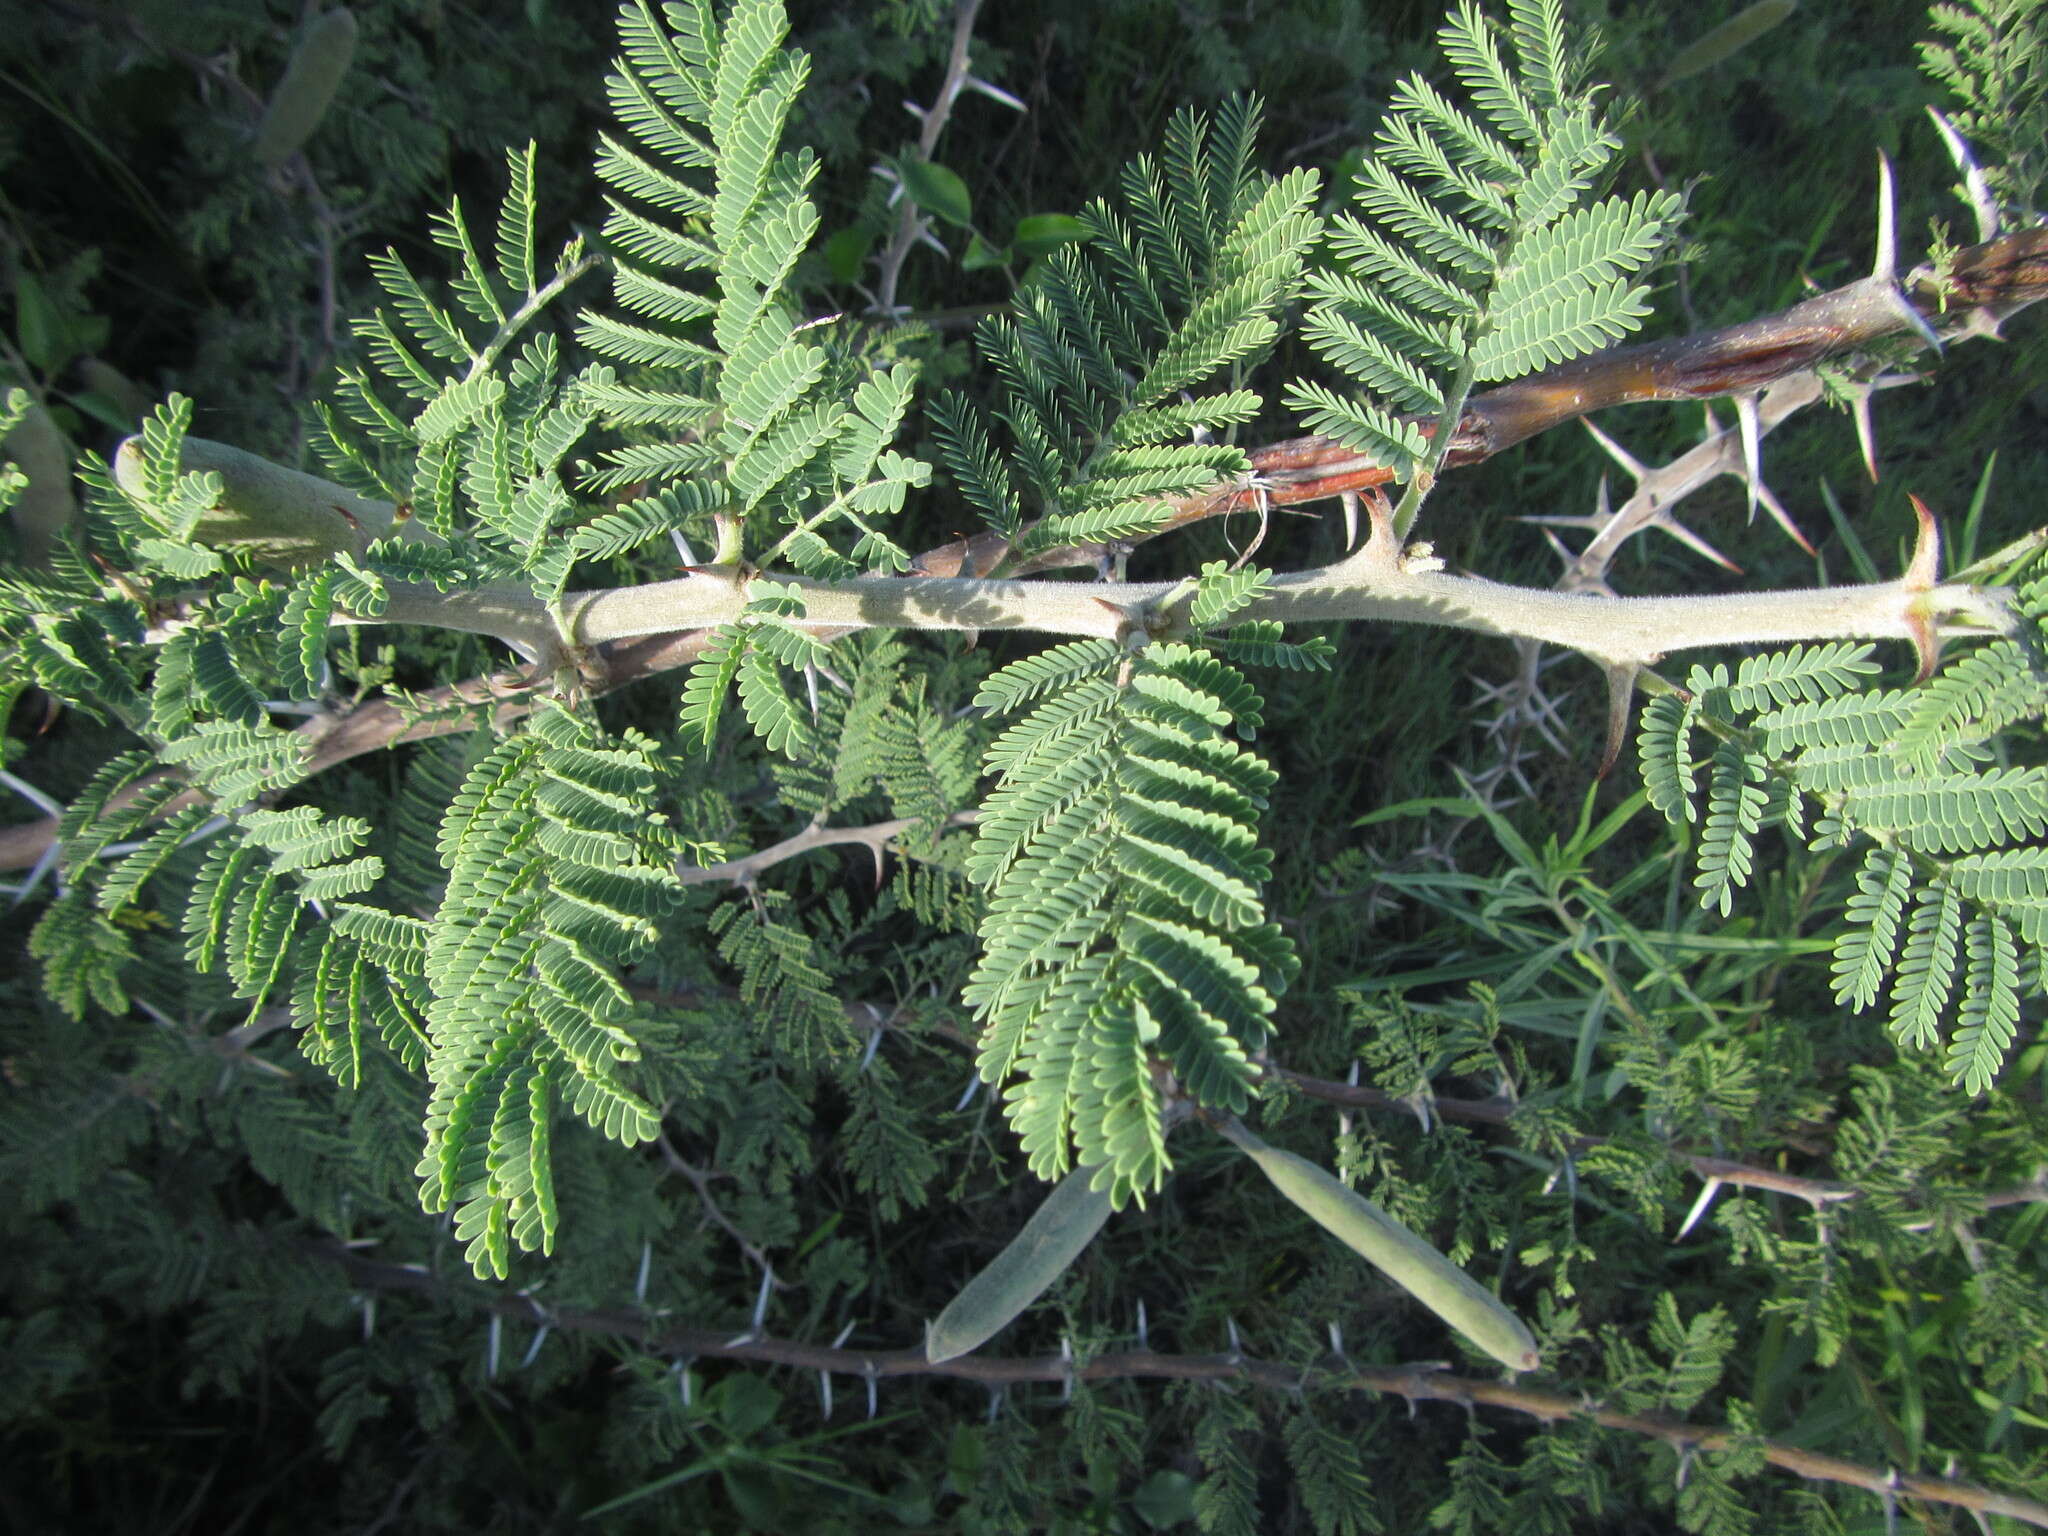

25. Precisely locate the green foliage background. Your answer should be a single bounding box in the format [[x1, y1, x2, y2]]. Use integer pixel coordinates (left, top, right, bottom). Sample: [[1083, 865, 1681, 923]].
[[1, 1, 2045, 1532]]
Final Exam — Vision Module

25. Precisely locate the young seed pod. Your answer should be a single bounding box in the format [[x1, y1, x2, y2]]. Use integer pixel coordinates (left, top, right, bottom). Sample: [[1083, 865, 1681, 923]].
[[254, 9, 360, 168], [1219, 1118, 1540, 1373], [927, 1165, 1115, 1363], [3, 398, 75, 565], [1655, 1, 1799, 91]]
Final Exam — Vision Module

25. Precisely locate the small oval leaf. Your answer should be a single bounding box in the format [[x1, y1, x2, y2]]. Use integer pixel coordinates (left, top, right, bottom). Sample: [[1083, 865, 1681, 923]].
[[927, 1165, 1115, 1362], [961, 232, 1009, 271], [1013, 213, 1091, 260], [898, 158, 973, 228]]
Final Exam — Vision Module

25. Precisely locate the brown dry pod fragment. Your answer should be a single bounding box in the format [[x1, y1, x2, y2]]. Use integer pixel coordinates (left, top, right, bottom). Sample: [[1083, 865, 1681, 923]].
[[255, 9, 359, 168]]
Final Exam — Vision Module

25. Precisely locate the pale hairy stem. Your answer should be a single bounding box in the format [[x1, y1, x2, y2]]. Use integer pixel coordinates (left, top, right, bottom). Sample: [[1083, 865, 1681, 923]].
[[313, 1238, 2048, 1529], [561, 557, 2010, 671]]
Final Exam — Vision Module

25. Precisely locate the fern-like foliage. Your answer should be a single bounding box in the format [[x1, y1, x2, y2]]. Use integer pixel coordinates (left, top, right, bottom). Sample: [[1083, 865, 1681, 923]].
[[961, 566, 1311, 1202], [1637, 581, 2048, 1094], [1286, 0, 1682, 482], [312, 142, 621, 608], [932, 97, 1321, 557], [1920, 0, 2047, 216], [579, 0, 929, 576], [415, 703, 693, 1278]]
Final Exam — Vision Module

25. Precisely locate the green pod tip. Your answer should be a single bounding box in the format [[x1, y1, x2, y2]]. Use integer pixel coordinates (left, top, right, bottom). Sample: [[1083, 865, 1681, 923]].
[[927, 1166, 1116, 1363], [255, 9, 360, 168], [1221, 1118, 1540, 1373]]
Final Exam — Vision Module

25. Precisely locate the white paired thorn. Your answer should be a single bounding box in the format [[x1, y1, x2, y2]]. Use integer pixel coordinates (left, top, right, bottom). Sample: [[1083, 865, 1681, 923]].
[[1926, 107, 2000, 244], [1580, 416, 1648, 485], [1676, 1176, 1723, 1240], [1751, 477, 1817, 557], [1851, 387, 1881, 483], [1340, 490, 1360, 552], [1651, 510, 1742, 574], [1873, 151, 1945, 355], [963, 75, 1027, 112], [1872, 149, 1900, 286], [1733, 391, 1764, 522]]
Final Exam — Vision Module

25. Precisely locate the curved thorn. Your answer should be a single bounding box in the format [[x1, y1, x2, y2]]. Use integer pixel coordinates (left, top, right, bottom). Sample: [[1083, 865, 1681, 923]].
[[1903, 493, 1944, 681], [1904, 494, 1942, 589], [1597, 663, 1638, 779]]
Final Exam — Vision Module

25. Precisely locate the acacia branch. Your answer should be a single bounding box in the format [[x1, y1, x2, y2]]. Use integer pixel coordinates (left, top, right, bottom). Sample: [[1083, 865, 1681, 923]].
[[561, 548, 2008, 666], [313, 1240, 2048, 1529], [6, 229, 2039, 873]]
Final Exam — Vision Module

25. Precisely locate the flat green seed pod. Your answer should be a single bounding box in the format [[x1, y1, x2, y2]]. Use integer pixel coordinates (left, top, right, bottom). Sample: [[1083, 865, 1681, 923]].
[[112, 432, 408, 567], [927, 1166, 1115, 1363], [255, 9, 359, 168], [1656, 1, 1798, 91], [1220, 1118, 1540, 1372]]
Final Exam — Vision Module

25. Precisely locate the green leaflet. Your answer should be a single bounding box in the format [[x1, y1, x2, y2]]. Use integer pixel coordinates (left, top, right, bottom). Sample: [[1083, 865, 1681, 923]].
[[938, 98, 1320, 554], [1287, 0, 1682, 484], [963, 636, 1295, 1203], [576, 0, 928, 571], [416, 703, 682, 1277], [1640, 575, 2048, 1094]]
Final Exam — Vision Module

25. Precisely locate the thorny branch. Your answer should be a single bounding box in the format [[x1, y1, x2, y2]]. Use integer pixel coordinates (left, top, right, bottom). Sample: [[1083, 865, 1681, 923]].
[[873, 0, 988, 316], [2, 226, 2044, 875], [676, 810, 978, 887], [312, 1239, 2048, 1530], [655, 1132, 792, 1291]]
